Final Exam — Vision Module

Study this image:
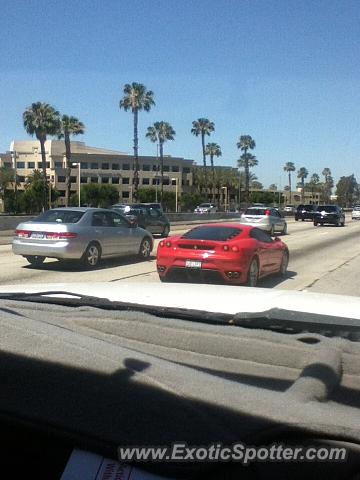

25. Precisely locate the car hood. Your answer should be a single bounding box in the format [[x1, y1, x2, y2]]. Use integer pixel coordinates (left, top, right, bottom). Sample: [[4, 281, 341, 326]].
[[0, 282, 360, 319]]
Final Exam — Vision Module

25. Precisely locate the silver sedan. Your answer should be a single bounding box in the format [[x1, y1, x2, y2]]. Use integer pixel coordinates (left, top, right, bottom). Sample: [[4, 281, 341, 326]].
[[239, 207, 287, 235], [12, 207, 153, 268]]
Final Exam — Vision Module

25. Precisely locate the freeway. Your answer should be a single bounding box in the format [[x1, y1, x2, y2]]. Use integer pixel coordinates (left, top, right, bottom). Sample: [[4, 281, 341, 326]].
[[1, 217, 360, 296]]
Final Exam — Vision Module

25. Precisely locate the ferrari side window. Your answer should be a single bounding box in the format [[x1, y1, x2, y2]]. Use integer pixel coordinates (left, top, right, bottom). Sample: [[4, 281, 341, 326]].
[[250, 228, 273, 243]]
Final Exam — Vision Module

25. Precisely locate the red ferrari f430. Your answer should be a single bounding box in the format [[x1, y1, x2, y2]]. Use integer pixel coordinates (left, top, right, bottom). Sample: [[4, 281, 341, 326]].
[[156, 224, 289, 287]]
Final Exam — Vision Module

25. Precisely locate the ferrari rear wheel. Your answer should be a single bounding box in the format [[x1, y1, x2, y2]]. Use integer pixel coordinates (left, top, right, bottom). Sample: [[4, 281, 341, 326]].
[[247, 258, 259, 287]]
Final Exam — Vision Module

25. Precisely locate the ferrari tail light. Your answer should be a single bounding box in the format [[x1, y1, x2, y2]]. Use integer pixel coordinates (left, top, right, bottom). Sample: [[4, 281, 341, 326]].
[[160, 240, 172, 247], [223, 245, 240, 252], [15, 229, 31, 238], [231, 245, 239, 252], [265, 209, 271, 216], [223, 245, 229, 251]]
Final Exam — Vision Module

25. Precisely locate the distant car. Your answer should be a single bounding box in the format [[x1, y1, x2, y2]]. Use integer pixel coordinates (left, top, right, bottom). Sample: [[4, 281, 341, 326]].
[[294, 204, 317, 221], [112, 204, 170, 237], [194, 203, 218, 214], [313, 205, 345, 226], [352, 206, 360, 220], [12, 208, 153, 268], [284, 205, 295, 213], [240, 207, 287, 235], [156, 224, 289, 287]]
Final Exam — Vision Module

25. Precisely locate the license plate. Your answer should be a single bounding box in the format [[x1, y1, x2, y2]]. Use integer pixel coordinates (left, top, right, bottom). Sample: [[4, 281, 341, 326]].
[[31, 232, 44, 239], [185, 260, 202, 268]]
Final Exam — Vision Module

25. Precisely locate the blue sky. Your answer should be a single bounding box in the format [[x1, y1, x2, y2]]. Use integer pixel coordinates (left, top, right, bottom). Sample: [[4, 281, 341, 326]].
[[1, 0, 360, 187]]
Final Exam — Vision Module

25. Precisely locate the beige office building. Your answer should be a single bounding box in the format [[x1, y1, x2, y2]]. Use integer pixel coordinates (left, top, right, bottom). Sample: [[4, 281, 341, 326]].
[[8, 140, 194, 205]]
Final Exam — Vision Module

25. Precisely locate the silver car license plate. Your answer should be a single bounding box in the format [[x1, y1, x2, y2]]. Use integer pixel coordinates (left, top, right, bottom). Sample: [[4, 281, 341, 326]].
[[185, 260, 202, 268], [31, 232, 45, 239]]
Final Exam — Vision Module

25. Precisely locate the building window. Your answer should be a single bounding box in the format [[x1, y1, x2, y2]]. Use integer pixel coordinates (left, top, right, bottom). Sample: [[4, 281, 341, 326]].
[[112, 163, 120, 170], [112, 177, 120, 184], [27, 162, 35, 169], [142, 178, 150, 185], [152, 165, 159, 171], [91, 163, 98, 169], [183, 167, 191, 174], [122, 177, 130, 184], [46, 162, 50, 169], [91, 177, 98, 183], [57, 176, 66, 183], [16, 162, 25, 169], [152, 178, 160, 185], [122, 163, 130, 170], [101, 177, 109, 184], [80, 177, 88, 183], [81, 162, 88, 169], [163, 165, 170, 172], [54, 162, 63, 168], [102, 163, 109, 170], [171, 179, 177, 186], [142, 164, 151, 171], [122, 191, 130, 198], [18, 176, 25, 183], [58, 190, 65, 197], [163, 178, 170, 185], [171, 165, 179, 172], [70, 176, 77, 183]]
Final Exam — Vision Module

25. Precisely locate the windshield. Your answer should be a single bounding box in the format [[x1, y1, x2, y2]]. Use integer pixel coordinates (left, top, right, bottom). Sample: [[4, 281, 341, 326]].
[[2, 1, 360, 477]]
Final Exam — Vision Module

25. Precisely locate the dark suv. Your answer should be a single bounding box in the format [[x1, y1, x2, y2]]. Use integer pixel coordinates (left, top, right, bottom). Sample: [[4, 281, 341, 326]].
[[313, 205, 345, 227], [294, 204, 317, 221], [112, 204, 170, 237]]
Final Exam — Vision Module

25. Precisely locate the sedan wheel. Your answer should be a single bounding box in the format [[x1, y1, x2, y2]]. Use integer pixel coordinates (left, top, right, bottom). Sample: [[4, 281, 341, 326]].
[[25, 255, 45, 266], [162, 225, 170, 238], [139, 237, 151, 259], [247, 259, 259, 287], [83, 243, 101, 268], [279, 251, 289, 276]]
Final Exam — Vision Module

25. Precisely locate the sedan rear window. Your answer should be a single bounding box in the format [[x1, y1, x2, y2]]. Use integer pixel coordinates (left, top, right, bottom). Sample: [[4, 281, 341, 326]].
[[182, 226, 242, 241], [33, 210, 85, 224], [244, 208, 266, 215], [317, 206, 337, 212]]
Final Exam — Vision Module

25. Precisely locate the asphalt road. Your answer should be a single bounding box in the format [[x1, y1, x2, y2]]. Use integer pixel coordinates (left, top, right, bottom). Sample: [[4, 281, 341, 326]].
[[1, 216, 360, 296]]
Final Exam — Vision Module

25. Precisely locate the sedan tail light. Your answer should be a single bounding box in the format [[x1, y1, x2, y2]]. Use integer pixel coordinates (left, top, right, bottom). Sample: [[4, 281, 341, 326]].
[[15, 229, 31, 238], [265, 209, 271, 216], [45, 232, 78, 240]]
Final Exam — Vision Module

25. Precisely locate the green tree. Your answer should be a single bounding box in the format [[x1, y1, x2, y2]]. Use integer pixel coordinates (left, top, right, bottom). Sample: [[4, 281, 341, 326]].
[[205, 142, 222, 202], [180, 193, 207, 212], [23, 102, 60, 210], [191, 118, 215, 180], [336, 174, 358, 207], [137, 188, 157, 203], [81, 184, 119, 207], [236, 135, 256, 203], [251, 180, 263, 190], [57, 115, 85, 207], [269, 183, 277, 190], [119, 83, 155, 201], [146, 121, 175, 202], [322, 168, 334, 203], [297, 167, 309, 202], [21, 170, 59, 213], [305, 173, 321, 199], [0, 166, 15, 211], [283, 162, 296, 204]]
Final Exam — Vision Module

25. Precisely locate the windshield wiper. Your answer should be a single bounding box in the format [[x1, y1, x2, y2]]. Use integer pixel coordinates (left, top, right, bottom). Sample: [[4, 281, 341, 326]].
[[1, 291, 360, 341]]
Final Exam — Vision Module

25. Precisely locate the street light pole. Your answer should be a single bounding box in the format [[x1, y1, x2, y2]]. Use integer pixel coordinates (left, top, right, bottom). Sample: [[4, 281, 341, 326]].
[[78, 162, 81, 207], [171, 177, 178, 212]]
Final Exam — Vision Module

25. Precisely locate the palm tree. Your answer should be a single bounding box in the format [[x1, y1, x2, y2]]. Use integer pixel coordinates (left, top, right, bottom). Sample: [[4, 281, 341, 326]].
[[322, 167, 333, 203], [283, 162, 296, 204], [307, 173, 320, 200], [297, 167, 309, 202], [191, 118, 215, 180], [119, 83, 155, 201], [57, 115, 85, 207], [236, 135, 256, 203], [146, 121, 175, 201], [23, 102, 60, 209], [205, 142, 222, 202]]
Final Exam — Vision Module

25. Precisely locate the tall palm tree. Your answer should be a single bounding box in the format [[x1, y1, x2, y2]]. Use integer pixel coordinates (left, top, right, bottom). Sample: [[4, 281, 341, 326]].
[[297, 167, 309, 202], [236, 135, 256, 203], [308, 173, 320, 200], [57, 115, 85, 207], [238, 152, 258, 203], [322, 168, 333, 203], [146, 121, 176, 202], [23, 102, 60, 209], [283, 162, 296, 204], [191, 118, 215, 180], [205, 142, 222, 202], [119, 83, 155, 201]]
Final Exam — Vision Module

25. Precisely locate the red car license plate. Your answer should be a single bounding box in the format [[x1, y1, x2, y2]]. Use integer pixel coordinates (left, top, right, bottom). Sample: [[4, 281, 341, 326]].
[[185, 260, 202, 268]]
